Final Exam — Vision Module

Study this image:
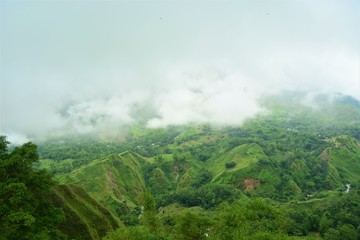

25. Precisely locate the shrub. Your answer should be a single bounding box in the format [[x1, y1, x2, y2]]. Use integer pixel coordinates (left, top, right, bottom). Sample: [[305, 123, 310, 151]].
[[225, 162, 236, 169]]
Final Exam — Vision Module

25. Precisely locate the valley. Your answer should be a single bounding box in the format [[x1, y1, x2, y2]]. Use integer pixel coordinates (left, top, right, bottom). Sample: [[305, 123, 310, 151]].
[[30, 93, 360, 239], [1, 93, 359, 239]]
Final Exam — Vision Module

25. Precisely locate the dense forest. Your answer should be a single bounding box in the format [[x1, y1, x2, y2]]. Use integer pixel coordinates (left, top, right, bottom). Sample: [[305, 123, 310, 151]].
[[1, 93, 360, 239]]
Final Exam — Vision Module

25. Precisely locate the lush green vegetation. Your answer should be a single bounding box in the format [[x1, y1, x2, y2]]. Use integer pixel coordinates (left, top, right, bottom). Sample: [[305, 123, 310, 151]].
[[104, 193, 360, 240], [56, 151, 148, 219], [51, 184, 122, 239], [2, 92, 360, 239], [0, 136, 123, 240], [0, 136, 65, 239]]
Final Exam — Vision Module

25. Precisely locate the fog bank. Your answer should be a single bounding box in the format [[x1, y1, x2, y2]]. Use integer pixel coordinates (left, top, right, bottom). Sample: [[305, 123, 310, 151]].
[[1, 0, 359, 143]]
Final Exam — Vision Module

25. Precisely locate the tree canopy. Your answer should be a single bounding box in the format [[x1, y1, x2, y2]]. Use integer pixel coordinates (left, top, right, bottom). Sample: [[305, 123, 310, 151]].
[[0, 136, 64, 240]]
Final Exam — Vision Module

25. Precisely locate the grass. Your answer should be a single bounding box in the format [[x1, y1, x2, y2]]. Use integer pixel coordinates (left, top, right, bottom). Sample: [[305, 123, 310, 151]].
[[207, 143, 265, 182], [51, 184, 122, 239], [56, 151, 147, 217], [327, 136, 360, 184]]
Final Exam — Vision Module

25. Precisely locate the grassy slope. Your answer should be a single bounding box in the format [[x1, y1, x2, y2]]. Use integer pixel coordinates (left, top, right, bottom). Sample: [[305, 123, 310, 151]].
[[207, 143, 266, 183], [51, 184, 122, 239], [56, 151, 148, 216], [324, 136, 360, 185]]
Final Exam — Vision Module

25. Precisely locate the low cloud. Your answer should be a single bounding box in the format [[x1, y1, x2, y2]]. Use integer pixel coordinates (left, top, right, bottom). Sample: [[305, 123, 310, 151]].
[[147, 72, 266, 127], [1, 0, 359, 142], [53, 71, 267, 133]]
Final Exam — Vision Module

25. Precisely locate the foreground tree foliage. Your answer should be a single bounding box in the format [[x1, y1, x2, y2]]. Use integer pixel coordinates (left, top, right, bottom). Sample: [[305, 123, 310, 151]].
[[101, 187, 360, 240], [105, 194, 335, 240], [0, 136, 64, 240], [212, 198, 287, 239]]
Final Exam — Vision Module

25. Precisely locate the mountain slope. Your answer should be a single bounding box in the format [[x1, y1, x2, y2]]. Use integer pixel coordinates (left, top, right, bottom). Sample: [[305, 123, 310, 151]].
[[31, 92, 360, 239], [56, 151, 148, 217], [51, 184, 122, 239], [207, 143, 266, 182], [321, 136, 360, 186]]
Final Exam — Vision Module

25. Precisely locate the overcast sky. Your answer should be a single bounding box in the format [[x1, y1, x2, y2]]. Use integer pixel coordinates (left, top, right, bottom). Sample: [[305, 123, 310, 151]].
[[1, 0, 359, 142]]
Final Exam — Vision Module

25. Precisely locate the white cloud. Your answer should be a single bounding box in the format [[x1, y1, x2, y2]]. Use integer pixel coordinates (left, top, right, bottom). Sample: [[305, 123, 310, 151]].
[[4, 132, 30, 146], [1, 0, 359, 137]]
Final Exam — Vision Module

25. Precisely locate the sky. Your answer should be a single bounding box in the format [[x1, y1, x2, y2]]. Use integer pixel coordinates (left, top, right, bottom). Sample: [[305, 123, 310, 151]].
[[0, 0, 359, 143]]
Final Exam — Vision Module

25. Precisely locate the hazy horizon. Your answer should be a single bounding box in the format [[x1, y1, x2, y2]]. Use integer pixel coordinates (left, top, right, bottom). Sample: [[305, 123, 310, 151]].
[[1, 0, 359, 143]]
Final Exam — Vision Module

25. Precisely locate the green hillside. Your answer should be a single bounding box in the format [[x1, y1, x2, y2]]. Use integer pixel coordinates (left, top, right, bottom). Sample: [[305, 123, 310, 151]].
[[207, 143, 266, 182], [321, 136, 360, 186], [51, 184, 122, 239], [56, 151, 148, 218], [20, 92, 360, 239]]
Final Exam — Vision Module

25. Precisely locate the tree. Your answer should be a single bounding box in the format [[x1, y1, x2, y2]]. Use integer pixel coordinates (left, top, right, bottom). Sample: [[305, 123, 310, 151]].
[[140, 192, 161, 234], [0, 135, 9, 157], [174, 211, 211, 240], [213, 198, 288, 239], [319, 213, 333, 235], [103, 226, 156, 240], [324, 228, 341, 240], [225, 162, 236, 169], [0, 136, 64, 239]]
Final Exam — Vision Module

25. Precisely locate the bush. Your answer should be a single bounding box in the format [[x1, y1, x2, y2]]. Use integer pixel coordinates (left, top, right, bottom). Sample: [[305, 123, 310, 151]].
[[225, 162, 236, 169]]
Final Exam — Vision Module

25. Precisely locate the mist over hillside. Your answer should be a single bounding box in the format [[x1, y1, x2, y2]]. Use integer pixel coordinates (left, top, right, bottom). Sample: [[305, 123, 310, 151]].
[[28, 93, 360, 239], [1, 1, 360, 239], [1, 0, 359, 142], [4, 91, 360, 145]]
